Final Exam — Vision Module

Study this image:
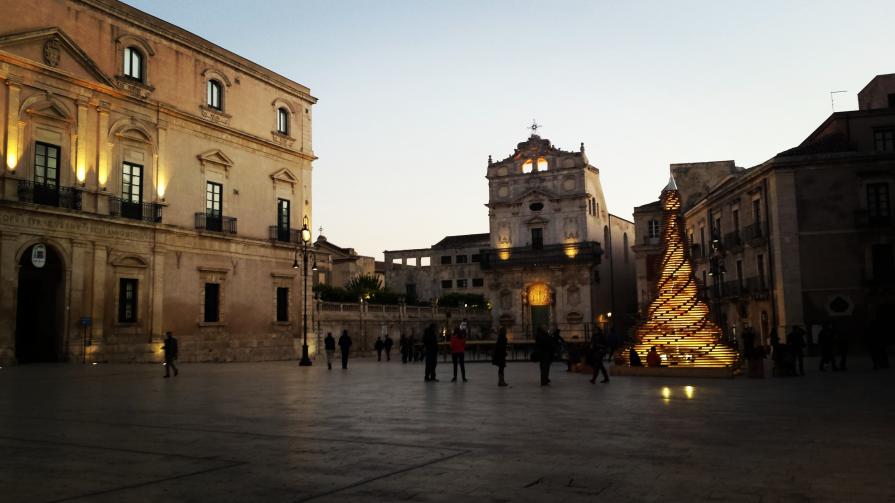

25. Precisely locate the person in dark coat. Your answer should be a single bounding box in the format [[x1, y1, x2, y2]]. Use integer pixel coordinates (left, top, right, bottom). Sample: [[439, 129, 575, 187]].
[[535, 327, 554, 386], [399, 334, 408, 363], [338, 329, 352, 369], [589, 332, 610, 384], [787, 325, 806, 376], [324, 332, 336, 370], [384, 334, 394, 361], [629, 347, 643, 367], [374, 336, 384, 361], [492, 326, 508, 387], [818, 323, 838, 371], [162, 331, 179, 378], [423, 323, 439, 382]]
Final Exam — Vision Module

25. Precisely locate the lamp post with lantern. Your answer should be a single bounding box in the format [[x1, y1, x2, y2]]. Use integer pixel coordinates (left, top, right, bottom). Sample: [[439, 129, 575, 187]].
[[293, 215, 316, 366]]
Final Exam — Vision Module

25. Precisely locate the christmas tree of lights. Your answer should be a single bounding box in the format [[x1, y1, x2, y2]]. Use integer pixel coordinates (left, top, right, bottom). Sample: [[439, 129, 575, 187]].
[[629, 177, 738, 368]]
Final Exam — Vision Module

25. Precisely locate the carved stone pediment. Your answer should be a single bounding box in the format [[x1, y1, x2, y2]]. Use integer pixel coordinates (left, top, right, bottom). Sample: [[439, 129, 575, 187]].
[[198, 149, 234, 176], [270, 167, 298, 186], [0, 28, 115, 87]]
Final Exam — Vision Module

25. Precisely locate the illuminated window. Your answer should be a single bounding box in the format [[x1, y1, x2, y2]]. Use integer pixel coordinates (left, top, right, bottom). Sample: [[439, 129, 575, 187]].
[[34, 142, 60, 187], [522, 160, 534, 173], [207, 80, 222, 110], [536, 157, 548, 171], [277, 107, 289, 134], [123, 47, 143, 81]]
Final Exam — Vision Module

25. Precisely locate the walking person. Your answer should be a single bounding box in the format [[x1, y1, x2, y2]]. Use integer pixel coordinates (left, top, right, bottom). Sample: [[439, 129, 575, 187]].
[[492, 326, 508, 387], [450, 327, 468, 382], [162, 331, 179, 378], [399, 334, 408, 363], [818, 322, 838, 371], [384, 334, 394, 361], [324, 332, 336, 370], [374, 336, 384, 361], [338, 329, 352, 369], [535, 327, 554, 386], [423, 323, 439, 382], [589, 331, 610, 384], [787, 325, 806, 376]]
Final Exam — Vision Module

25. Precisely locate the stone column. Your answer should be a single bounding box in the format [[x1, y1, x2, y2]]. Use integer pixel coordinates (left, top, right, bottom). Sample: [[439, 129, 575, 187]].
[[91, 244, 107, 344], [96, 102, 111, 215], [4, 75, 22, 173], [0, 231, 19, 364], [150, 248, 165, 340], [75, 96, 89, 185], [69, 240, 90, 361]]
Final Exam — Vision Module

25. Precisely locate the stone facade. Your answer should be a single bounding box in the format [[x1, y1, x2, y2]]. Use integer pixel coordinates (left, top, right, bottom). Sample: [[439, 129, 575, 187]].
[[633, 73, 895, 350], [0, 0, 317, 364], [386, 134, 637, 341]]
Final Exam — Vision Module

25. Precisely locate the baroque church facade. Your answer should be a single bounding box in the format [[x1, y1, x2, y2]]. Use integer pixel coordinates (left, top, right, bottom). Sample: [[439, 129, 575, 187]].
[[0, 0, 317, 364], [385, 133, 636, 340]]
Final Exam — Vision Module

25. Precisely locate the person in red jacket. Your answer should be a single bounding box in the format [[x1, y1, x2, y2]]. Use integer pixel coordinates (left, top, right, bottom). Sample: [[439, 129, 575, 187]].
[[450, 327, 468, 382], [646, 346, 663, 367]]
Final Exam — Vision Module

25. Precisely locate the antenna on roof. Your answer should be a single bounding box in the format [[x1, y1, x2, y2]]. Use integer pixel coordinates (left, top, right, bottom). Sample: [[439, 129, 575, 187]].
[[830, 90, 847, 112]]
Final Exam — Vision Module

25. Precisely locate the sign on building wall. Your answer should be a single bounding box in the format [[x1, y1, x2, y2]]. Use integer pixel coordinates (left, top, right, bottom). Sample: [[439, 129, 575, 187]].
[[31, 244, 47, 268]]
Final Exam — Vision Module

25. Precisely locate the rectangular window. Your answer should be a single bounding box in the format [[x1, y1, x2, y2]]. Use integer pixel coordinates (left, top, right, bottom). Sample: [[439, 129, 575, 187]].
[[874, 129, 895, 152], [470, 254, 481, 263], [867, 183, 891, 219], [34, 142, 60, 186], [531, 228, 544, 249], [276, 287, 289, 322], [872, 244, 895, 282], [456, 255, 468, 264], [472, 278, 484, 287], [648, 219, 660, 239], [736, 260, 744, 288], [732, 208, 740, 233], [277, 108, 288, 134], [122, 162, 143, 204], [118, 278, 138, 323], [752, 198, 762, 226], [456, 279, 468, 288], [204, 283, 220, 322], [206, 182, 222, 232], [207, 80, 221, 110], [440, 256, 452, 265], [713, 216, 722, 239], [123, 47, 142, 81], [277, 198, 290, 241], [441, 279, 452, 289]]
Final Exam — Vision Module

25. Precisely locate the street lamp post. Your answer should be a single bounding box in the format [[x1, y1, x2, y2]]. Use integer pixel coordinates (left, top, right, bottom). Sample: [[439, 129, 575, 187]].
[[294, 216, 315, 366]]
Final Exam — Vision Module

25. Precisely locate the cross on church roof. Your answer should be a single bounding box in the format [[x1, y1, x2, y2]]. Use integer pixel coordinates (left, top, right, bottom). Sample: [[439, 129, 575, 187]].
[[529, 119, 541, 135]]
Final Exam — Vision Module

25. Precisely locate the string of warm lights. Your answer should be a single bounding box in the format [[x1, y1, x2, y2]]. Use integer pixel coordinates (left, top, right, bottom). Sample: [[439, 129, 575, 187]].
[[625, 181, 738, 368]]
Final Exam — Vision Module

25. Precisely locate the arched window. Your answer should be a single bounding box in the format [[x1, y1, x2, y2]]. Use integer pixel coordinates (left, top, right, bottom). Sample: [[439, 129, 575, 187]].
[[276, 107, 289, 134], [536, 157, 548, 171], [207, 80, 222, 110], [123, 47, 143, 81], [522, 159, 533, 174], [623, 233, 629, 263]]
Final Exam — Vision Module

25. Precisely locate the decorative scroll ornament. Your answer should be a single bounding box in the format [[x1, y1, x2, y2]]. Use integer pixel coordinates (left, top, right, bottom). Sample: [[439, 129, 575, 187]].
[[43, 38, 61, 67]]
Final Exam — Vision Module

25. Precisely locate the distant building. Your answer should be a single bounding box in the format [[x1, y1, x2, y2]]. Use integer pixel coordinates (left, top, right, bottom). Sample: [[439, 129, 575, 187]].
[[386, 133, 637, 340], [633, 73, 895, 348], [314, 234, 378, 290], [0, 0, 316, 364]]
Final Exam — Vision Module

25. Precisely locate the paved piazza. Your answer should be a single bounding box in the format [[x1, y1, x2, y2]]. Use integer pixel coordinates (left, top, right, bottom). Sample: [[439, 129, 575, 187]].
[[1, 357, 893, 502]]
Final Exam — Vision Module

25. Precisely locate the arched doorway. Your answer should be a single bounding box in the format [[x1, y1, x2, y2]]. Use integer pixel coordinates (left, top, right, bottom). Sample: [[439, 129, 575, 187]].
[[15, 244, 64, 363], [527, 283, 551, 336]]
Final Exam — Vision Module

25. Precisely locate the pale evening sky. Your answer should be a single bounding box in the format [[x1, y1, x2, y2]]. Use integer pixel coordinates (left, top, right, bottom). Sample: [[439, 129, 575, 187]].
[[127, 0, 893, 260]]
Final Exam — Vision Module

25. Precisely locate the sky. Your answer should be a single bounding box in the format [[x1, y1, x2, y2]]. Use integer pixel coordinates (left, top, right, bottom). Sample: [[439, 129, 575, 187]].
[[128, 0, 894, 260]]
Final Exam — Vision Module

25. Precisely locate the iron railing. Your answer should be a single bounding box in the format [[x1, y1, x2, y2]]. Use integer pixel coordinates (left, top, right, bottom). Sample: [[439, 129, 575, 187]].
[[268, 225, 302, 244], [195, 212, 237, 234], [17, 180, 81, 210], [109, 197, 163, 222], [479, 241, 602, 269]]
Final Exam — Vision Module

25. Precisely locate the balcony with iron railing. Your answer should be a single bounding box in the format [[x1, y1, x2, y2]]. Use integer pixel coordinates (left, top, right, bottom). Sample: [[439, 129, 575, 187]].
[[268, 225, 302, 244], [17, 180, 82, 210], [479, 241, 602, 269], [109, 197, 163, 223], [743, 221, 767, 245], [195, 212, 237, 234]]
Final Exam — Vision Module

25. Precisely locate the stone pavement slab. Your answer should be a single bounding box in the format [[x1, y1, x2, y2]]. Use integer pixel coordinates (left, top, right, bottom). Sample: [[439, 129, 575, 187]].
[[1, 357, 893, 502]]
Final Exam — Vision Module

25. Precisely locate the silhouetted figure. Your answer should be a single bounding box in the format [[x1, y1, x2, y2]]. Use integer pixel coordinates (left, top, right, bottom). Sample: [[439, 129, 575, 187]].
[[374, 336, 384, 361], [399, 334, 409, 363], [384, 334, 393, 361], [835, 328, 849, 371], [162, 331, 179, 378], [492, 326, 508, 387], [423, 323, 439, 382], [629, 347, 643, 367], [324, 332, 336, 370], [787, 326, 806, 376], [450, 327, 467, 382], [742, 327, 756, 360], [535, 327, 554, 386], [338, 329, 352, 369], [818, 323, 838, 371], [589, 332, 609, 384], [646, 346, 662, 367]]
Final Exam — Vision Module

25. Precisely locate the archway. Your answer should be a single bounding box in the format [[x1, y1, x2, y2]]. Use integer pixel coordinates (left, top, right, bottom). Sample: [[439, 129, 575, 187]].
[[527, 283, 551, 336], [15, 244, 64, 363]]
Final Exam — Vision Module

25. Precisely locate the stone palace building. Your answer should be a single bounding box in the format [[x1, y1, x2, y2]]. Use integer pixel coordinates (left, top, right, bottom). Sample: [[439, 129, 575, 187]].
[[386, 133, 636, 340], [0, 0, 317, 364]]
